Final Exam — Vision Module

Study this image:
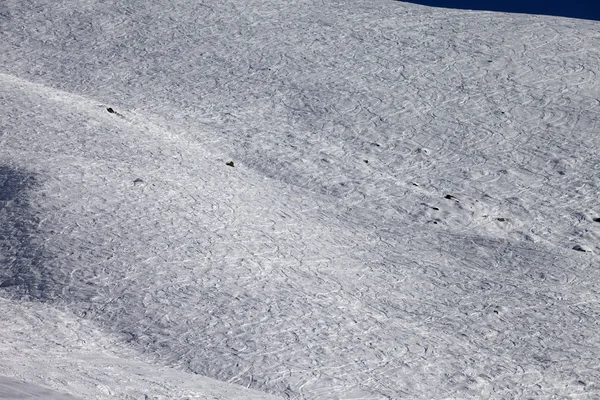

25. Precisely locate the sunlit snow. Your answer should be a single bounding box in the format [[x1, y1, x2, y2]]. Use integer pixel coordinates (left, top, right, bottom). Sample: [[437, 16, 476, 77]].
[[1, 0, 599, 398]]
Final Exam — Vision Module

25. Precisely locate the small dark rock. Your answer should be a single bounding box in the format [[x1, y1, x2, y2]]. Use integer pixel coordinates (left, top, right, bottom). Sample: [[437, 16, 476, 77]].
[[133, 178, 144, 185], [593, 218, 600, 223], [107, 107, 116, 114], [444, 194, 457, 200], [497, 218, 506, 222], [572, 245, 589, 252], [226, 161, 235, 167], [432, 207, 439, 211], [363, 159, 369, 164]]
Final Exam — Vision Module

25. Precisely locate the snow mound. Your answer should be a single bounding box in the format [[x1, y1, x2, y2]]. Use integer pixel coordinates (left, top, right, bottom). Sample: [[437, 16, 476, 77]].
[[1, 0, 600, 398]]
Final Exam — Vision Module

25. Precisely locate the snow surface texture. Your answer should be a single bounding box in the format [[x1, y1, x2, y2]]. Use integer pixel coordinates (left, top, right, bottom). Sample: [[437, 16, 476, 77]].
[[1, 0, 600, 398], [0, 376, 82, 400], [0, 297, 278, 400]]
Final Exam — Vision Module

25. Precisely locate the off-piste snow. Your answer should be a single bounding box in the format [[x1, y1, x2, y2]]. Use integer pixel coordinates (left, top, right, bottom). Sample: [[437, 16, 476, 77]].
[[1, 0, 599, 398]]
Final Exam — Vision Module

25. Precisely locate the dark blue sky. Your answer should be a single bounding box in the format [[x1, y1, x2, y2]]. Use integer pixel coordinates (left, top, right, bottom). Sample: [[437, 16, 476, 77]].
[[399, 0, 600, 21]]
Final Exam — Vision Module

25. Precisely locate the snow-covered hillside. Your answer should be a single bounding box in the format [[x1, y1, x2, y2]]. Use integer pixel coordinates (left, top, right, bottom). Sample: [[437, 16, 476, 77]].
[[1, 0, 599, 398]]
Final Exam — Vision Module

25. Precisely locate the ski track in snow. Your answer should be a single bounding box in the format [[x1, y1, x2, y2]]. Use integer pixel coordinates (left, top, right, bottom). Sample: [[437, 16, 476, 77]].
[[1, 0, 600, 398], [0, 297, 280, 400]]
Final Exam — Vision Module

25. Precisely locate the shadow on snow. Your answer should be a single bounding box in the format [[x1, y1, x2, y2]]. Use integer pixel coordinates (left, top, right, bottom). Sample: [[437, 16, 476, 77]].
[[0, 166, 53, 300]]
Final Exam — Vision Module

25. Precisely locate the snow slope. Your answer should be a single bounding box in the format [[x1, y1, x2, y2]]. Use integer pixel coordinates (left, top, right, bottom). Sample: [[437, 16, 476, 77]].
[[0, 298, 278, 400], [1, 0, 600, 398]]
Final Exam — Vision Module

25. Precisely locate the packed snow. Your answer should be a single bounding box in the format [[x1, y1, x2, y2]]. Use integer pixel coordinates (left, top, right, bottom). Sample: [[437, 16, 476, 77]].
[[1, 0, 599, 398]]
